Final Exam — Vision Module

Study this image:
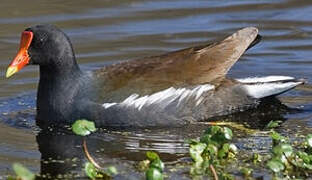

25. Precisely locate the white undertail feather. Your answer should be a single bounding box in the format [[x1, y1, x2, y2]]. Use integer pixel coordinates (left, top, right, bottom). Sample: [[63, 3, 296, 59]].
[[102, 84, 215, 110], [240, 76, 302, 99], [236, 76, 294, 83]]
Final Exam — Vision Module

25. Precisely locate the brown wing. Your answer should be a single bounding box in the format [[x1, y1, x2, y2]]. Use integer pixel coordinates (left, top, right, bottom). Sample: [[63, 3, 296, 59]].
[[94, 27, 259, 102]]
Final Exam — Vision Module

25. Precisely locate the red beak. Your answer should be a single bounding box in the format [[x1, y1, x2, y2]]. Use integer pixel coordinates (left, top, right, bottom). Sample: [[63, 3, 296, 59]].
[[6, 31, 33, 78]]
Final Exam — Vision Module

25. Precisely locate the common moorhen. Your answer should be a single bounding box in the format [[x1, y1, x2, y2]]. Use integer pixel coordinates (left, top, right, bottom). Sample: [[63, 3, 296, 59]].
[[6, 24, 304, 128]]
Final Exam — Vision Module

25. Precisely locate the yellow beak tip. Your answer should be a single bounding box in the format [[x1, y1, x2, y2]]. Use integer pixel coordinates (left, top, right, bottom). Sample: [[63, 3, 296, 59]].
[[6, 66, 18, 78]]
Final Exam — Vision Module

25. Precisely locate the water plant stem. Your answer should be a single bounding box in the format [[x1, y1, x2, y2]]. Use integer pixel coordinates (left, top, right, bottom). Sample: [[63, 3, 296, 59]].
[[82, 138, 102, 169], [209, 164, 218, 180]]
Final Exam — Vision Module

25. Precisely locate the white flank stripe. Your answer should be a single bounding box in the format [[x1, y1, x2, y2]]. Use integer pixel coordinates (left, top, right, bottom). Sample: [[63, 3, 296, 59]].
[[243, 81, 301, 98], [102, 103, 117, 108], [236, 76, 294, 83], [102, 84, 215, 110]]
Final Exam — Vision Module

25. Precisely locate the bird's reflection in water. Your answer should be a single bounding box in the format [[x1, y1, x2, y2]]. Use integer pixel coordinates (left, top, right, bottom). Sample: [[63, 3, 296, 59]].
[[36, 126, 188, 179], [35, 97, 301, 178], [37, 129, 86, 178]]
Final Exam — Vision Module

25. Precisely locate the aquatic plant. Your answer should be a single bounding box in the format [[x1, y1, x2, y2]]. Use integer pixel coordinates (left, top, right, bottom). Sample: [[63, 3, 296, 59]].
[[267, 131, 312, 178], [72, 119, 117, 180], [8, 121, 312, 179], [8, 163, 35, 180], [72, 119, 97, 136], [142, 151, 165, 180], [188, 124, 312, 179], [189, 126, 237, 179]]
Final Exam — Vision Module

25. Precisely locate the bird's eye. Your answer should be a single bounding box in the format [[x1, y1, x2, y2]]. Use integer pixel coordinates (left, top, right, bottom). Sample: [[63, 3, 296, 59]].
[[35, 33, 48, 47]]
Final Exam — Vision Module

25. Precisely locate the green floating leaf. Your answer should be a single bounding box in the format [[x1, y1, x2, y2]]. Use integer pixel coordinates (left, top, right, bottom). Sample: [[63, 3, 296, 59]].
[[72, 119, 97, 136], [267, 159, 285, 173], [145, 152, 164, 180], [223, 127, 233, 140], [297, 151, 310, 164], [229, 143, 238, 154], [206, 144, 218, 157], [252, 153, 262, 164], [218, 143, 230, 159], [150, 158, 165, 172], [189, 143, 207, 162], [146, 168, 163, 180], [84, 162, 117, 179], [220, 173, 235, 180], [200, 126, 233, 147], [271, 131, 288, 145], [272, 143, 293, 157], [204, 126, 222, 136], [146, 151, 160, 161], [85, 162, 101, 179], [200, 134, 213, 144], [138, 160, 150, 171], [306, 134, 312, 148], [12, 163, 35, 180], [266, 120, 282, 129], [304, 163, 312, 170]]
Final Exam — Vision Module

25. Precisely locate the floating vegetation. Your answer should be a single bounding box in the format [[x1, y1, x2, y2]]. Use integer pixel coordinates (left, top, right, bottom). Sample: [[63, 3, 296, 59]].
[[71, 119, 118, 179], [266, 131, 312, 178], [144, 151, 165, 180], [265, 120, 282, 129], [188, 125, 312, 179], [8, 121, 312, 179], [8, 163, 35, 180], [84, 162, 117, 180], [189, 126, 237, 179], [71, 119, 97, 136]]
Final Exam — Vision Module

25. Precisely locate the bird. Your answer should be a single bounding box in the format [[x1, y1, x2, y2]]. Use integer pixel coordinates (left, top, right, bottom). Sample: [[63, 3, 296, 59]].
[[6, 24, 304, 129]]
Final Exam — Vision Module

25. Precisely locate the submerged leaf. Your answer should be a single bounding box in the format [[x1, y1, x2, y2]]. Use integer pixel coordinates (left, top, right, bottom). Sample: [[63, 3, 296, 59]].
[[266, 120, 282, 129], [12, 163, 35, 180], [240, 167, 253, 177], [106, 166, 118, 176], [72, 119, 97, 136]]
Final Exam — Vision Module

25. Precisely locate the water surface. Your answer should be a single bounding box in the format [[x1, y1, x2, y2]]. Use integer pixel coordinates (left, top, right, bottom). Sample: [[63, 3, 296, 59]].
[[0, 0, 312, 179]]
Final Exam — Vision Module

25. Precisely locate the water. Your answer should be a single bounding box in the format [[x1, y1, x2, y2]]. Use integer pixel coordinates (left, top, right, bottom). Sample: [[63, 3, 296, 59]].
[[0, 0, 312, 178]]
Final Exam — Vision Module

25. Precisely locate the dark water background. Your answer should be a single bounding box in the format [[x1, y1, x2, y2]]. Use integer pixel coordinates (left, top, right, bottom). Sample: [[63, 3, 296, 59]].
[[0, 0, 312, 179]]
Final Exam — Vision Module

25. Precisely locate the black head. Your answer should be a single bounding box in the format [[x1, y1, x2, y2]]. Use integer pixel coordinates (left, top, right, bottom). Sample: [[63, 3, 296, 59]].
[[6, 24, 78, 78], [26, 24, 75, 66]]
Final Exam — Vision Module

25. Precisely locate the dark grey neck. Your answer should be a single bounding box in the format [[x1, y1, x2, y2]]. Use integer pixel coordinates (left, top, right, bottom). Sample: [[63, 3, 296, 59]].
[[39, 55, 82, 80], [36, 54, 85, 126]]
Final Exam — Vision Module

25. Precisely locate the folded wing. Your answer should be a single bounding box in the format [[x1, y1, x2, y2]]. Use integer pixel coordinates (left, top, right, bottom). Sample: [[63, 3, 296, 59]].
[[95, 27, 259, 101]]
